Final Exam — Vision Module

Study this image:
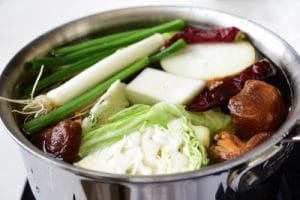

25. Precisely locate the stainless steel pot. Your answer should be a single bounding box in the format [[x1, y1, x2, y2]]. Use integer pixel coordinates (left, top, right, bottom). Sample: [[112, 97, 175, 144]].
[[1, 6, 300, 200]]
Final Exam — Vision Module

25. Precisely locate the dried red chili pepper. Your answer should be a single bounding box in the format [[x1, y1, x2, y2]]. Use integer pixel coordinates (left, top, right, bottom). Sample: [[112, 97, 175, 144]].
[[186, 60, 273, 112], [166, 26, 244, 46]]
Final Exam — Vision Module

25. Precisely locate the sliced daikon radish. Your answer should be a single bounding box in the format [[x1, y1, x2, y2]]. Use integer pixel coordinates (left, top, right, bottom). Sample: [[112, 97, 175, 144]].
[[81, 80, 129, 133], [126, 68, 206, 105], [160, 41, 255, 80]]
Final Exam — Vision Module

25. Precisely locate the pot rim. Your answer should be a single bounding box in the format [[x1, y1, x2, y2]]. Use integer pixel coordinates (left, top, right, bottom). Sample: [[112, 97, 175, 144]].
[[1, 5, 300, 183]]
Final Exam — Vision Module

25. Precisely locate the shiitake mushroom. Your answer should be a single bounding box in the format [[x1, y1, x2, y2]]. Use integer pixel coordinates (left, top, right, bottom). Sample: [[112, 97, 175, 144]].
[[31, 119, 81, 162]]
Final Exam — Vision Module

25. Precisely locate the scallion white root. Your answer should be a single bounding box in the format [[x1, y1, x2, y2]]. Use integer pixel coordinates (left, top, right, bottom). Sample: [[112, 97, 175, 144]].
[[0, 65, 51, 118]]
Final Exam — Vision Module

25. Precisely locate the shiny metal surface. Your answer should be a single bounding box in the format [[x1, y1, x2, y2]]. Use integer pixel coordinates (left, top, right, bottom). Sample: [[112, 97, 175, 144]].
[[21, 143, 293, 200], [281, 119, 300, 143], [228, 143, 293, 193], [1, 6, 300, 200]]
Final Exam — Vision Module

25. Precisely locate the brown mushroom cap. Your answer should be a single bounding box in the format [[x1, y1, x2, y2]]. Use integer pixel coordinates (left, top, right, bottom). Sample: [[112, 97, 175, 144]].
[[228, 80, 286, 139], [210, 131, 270, 160], [31, 119, 81, 162]]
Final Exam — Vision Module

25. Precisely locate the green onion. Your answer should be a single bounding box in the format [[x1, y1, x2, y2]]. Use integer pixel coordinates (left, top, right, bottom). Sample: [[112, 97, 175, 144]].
[[53, 29, 143, 56], [26, 19, 185, 71], [24, 49, 115, 94], [149, 39, 186, 62], [26, 56, 82, 71], [63, 19, 186, 59], [28, 39, 186, 94], [23, 30, 187, 134], [23, 58, 150, 134]]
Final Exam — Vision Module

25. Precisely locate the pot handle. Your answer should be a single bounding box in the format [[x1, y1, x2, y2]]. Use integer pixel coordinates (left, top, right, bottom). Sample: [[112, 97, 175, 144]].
[[281, 119, 300, 143], [228, 145, 283, 192], [227, 119, 299, 192]]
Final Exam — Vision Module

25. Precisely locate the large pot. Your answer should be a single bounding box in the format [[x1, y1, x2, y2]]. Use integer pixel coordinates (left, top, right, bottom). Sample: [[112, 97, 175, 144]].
[[1, 6, 300, 200]]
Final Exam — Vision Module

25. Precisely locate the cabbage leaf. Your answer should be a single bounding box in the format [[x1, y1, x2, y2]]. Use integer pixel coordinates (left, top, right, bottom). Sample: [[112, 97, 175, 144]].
[[78, 102, 232, 170]]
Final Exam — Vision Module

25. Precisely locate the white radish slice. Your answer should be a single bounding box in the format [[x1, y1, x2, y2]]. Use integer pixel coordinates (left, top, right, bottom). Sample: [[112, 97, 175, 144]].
[[126, 68, 206, 105], [81, 80, 129, 133], [160, 41, 256, 80]]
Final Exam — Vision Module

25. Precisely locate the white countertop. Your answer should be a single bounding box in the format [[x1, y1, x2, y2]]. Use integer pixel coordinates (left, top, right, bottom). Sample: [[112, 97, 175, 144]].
[[0, 0, 299, 199]]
